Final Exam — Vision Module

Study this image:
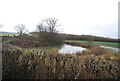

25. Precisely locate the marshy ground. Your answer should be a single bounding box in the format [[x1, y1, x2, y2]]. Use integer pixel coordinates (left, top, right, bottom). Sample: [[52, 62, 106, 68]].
[[1, 36, 120, 79]]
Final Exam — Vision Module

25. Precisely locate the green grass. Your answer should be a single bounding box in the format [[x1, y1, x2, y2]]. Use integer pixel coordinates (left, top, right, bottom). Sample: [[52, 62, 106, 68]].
[[0, 33, 33, 37], [0, 33, 19, 36], [65, 40, 120, 48]]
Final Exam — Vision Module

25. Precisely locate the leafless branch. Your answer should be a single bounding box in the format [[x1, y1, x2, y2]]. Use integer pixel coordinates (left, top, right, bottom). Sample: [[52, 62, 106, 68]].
[[14, 24, 27, 36]]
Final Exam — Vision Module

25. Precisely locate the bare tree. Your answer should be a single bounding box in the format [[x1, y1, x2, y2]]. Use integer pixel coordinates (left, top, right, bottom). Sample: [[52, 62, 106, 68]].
[[36, 18, 63, 46], [43, 18, 59, 33], [36, 22, 46, 32], [14, 24, 27, 36]]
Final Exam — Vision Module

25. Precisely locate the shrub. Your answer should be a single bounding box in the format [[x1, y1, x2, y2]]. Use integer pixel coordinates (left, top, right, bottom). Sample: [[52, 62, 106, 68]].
[[37, 32, 64, 46]]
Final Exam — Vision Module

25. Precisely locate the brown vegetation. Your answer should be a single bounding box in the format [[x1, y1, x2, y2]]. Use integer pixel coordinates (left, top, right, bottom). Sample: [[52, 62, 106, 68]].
[[65, 41, 97, 48], [2, 43, 120, 79], [2, 36, 120, 79], [2, 36, 39, 48]]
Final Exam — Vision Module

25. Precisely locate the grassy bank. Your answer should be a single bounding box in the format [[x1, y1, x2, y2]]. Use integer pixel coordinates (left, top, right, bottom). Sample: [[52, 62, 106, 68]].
[[65, 40, 119, 48]]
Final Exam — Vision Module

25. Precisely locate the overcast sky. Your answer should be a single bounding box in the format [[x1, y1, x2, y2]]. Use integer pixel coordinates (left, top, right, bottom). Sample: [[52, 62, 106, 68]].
[[0, 0, 119, 38]]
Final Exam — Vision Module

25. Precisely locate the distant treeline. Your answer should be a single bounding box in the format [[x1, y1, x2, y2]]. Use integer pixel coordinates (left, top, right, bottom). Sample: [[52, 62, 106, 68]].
[[31, 32, 119, 43], [60, 34, 119, 43]]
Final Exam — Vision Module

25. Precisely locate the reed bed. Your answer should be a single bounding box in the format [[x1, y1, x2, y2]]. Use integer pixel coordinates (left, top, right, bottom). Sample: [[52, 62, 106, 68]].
[[2, 43, 120, 79]]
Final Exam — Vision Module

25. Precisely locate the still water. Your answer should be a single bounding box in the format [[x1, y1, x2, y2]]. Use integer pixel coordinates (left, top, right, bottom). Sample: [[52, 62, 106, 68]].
[[58, 44, 86, 54], [100, 45, 120, 53]]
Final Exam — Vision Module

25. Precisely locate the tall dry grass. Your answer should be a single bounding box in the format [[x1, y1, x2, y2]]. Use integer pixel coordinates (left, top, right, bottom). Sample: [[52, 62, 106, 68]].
[[2, 43, 120, 79]]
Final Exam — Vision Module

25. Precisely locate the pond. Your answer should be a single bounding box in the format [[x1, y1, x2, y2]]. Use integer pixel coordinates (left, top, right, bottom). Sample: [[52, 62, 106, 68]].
[[100, 45, 120, 53], [58, 44, 86, 54]]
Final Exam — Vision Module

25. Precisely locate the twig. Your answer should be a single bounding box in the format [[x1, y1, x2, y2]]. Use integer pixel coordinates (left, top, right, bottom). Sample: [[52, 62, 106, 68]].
[[75, 73, 80, 79]]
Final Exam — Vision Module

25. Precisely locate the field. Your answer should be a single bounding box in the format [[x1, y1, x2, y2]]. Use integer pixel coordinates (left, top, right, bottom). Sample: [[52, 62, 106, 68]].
[[0, 33, 19, 36], [65, 40, 120, 48]]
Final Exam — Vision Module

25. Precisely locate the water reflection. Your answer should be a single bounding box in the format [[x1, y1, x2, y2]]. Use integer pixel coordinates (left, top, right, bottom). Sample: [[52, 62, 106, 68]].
[[58, 44, 86, 54]]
